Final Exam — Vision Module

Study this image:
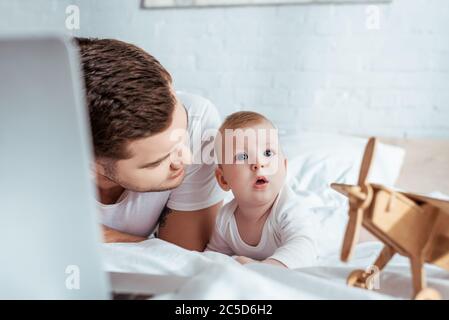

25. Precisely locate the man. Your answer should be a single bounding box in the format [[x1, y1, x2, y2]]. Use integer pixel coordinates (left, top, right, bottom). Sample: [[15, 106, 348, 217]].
[[76, 38, 225, 251]]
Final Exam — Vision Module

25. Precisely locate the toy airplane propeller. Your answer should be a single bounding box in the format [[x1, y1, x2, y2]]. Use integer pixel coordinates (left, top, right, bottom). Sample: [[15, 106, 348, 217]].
[[332, 137, 449, 300]]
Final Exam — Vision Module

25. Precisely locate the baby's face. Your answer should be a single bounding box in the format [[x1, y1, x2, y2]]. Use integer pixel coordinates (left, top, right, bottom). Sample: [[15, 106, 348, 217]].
[[216, 121, 287, 207]]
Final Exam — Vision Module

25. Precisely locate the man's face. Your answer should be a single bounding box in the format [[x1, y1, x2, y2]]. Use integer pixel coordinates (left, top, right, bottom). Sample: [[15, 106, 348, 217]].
[[99, 98, 191, 192]]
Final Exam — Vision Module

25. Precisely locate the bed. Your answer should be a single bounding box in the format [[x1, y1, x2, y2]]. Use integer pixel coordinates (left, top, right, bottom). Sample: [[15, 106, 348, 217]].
[[102, 133, 449, 299]]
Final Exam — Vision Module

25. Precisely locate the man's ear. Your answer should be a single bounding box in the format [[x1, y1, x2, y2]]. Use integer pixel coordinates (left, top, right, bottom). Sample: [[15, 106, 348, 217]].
[[94, 160, 106, 176], [95, 158, 116, 181], [215, 166, 231, 191]]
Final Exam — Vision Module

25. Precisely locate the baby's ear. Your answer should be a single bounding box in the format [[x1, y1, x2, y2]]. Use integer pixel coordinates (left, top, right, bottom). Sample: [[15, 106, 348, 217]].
[[215, 166, 231, 191]]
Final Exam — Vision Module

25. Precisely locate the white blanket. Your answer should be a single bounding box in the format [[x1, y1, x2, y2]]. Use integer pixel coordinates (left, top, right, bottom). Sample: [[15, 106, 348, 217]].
[[102, 239, 449, 299]]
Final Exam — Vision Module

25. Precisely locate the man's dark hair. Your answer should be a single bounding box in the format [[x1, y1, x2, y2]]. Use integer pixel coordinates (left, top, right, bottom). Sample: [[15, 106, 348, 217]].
[[75, 37, 176, 160]]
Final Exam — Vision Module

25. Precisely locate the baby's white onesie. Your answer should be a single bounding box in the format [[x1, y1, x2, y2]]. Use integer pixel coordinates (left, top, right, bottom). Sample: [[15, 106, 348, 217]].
[[206, 184, 319, 268]]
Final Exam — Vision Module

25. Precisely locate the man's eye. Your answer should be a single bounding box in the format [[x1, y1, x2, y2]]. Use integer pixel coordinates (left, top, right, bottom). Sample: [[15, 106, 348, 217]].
[[143, 159, 164, 169], [263, 149, 274, 157], [235, 153, 248, 161]]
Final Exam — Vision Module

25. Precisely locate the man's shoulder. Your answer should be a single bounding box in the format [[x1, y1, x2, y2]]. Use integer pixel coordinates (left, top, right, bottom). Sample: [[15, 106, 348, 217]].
[[177, 91, 221, 130], [177, 91, 213, 110]]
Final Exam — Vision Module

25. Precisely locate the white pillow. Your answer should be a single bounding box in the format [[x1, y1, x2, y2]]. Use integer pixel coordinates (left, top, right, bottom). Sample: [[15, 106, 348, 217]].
[[282, 131, 405, 207]]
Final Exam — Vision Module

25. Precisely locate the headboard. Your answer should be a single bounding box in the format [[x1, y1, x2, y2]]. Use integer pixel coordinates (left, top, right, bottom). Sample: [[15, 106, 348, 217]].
[[378, 137, 449, 195]]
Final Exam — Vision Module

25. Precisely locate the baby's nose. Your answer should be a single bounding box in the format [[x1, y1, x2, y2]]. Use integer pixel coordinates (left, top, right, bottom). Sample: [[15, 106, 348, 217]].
[[251, 162, 264, 171]]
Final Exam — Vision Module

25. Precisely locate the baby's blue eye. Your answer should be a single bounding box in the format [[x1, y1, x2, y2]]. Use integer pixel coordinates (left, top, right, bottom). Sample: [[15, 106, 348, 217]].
[[235, 153, 248, 161], [263, 149, 274, 157]]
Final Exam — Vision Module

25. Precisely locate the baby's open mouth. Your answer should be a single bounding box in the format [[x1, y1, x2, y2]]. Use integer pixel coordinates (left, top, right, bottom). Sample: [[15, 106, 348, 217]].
[[254, 176, 269, 186]]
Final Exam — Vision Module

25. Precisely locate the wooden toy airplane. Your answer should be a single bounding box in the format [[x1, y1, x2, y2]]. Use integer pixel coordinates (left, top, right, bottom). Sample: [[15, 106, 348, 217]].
[[331, 137, 449, 300]]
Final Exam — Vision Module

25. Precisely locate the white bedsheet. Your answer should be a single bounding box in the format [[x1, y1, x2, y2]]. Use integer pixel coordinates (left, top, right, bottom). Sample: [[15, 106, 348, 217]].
[[102, 239, 449, 300]]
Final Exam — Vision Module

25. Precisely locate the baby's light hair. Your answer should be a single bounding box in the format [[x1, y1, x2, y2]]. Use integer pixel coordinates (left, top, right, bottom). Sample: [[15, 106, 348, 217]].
[[218, 111, 275, 133], [215, 111, 279, 165]]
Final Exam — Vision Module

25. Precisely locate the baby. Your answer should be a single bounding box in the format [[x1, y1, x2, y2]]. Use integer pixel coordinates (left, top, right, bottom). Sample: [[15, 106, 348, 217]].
[[206, 111, 318, 268]]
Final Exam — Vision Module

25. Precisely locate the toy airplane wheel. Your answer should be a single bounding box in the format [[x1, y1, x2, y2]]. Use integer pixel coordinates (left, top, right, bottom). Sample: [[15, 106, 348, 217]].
[[414, 288, 442, 300], [347, 270, 368, 289]]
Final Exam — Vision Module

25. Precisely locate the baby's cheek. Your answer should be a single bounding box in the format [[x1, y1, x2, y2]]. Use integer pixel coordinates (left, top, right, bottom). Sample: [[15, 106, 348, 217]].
[[226, 166, 244, 179]]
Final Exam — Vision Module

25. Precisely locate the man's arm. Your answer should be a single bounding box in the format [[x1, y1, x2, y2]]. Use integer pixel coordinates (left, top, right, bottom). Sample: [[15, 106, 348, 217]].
[[157, 201, 222, 251], [102, 225, 146, 243]]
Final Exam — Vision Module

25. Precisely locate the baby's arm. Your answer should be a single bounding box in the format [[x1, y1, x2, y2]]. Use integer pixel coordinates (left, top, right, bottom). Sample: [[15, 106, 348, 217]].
[[234, 256, 255, 264], [261, 258, 287, 267], [268, 208, 318, 269]]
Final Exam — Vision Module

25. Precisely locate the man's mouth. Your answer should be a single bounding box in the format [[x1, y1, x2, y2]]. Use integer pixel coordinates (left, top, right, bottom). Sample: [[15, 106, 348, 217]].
[[253, 176, 269, 189]]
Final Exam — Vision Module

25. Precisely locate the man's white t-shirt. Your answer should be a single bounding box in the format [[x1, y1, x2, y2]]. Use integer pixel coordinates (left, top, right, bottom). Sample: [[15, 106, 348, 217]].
[[206, 185, 319, 269], [98, 92, 226, 237]]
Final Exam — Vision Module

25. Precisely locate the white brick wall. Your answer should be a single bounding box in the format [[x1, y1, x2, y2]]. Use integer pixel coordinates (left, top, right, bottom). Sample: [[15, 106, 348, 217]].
[[1, 0, 448, 138]]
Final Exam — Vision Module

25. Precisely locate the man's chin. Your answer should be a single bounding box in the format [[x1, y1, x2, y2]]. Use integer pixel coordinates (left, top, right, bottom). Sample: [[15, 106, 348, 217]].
[[148, 181, 183, 193], [126, 177, 185, 193]]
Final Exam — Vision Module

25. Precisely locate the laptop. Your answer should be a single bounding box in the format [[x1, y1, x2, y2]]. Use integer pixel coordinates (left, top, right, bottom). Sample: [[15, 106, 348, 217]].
[[0, 35, 188, 299]]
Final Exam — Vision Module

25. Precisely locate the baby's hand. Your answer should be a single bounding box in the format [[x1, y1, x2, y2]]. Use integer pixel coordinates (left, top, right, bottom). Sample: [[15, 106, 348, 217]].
[[234, 256, 256, 265]]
